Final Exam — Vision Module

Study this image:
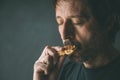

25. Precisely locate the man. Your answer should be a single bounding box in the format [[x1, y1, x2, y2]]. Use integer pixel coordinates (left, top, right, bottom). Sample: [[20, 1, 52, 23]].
[[33, 0, 120, 80]]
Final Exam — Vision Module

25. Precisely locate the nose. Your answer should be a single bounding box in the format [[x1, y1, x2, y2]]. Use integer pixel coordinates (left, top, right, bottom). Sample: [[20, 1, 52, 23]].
[[59, 19, 75, 41]]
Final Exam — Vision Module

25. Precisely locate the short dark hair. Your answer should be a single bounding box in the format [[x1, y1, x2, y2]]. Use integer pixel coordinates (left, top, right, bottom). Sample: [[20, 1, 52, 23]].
[[87, 0, 120, 43], [53, 0, 120, 43]]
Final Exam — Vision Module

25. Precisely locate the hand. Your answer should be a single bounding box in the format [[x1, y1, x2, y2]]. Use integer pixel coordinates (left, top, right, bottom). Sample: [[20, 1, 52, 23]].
[[33, 46, 66, 80]]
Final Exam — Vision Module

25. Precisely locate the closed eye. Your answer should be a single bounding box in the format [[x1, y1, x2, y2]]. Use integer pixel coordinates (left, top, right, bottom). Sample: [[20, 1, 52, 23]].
[[72, 18, 85, 25], [56, 17, 63, 25]]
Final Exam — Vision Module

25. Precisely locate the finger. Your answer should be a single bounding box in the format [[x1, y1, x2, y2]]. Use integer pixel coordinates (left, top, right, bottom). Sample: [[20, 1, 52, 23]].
[[42, 55, 54, 66], [37, 46, 66, 73], [38, 46, 50, 59], [52, 46, 66, 56], [46, 46, 59, 62], [52, 46, 64, 51], [34, 60, 47, 74], [52, 46, 67, 70], [37, 62, 49, 75], [44, 55, 54, 75], [39, 46, 59, 62], [38, 55, 54, 75]]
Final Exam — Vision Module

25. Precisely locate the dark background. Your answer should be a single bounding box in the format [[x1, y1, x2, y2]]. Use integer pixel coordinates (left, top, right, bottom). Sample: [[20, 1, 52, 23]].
[[0, 0, 62, 80], [0, 0, 120, 80]]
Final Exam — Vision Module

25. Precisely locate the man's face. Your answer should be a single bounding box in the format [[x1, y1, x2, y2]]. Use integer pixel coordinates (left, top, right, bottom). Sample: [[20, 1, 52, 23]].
[[55, 0, 106, 62]]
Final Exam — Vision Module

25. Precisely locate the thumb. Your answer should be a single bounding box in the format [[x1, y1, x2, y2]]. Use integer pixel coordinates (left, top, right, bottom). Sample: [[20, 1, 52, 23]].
[[52, 46, 67, 71], [51, 46, 67, 73]]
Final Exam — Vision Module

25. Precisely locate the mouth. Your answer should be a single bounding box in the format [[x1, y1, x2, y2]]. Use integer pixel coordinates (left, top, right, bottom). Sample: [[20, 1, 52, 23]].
[[58, 39, 82, 56]]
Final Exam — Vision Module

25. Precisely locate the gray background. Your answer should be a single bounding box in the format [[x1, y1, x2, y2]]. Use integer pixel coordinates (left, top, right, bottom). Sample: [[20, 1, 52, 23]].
[[0, 0, 62, 80], [0, 0, 120, 80]]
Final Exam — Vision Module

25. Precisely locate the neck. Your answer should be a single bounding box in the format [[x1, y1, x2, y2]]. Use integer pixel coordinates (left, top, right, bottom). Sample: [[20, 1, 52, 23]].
[[83, 45, 120, 69]]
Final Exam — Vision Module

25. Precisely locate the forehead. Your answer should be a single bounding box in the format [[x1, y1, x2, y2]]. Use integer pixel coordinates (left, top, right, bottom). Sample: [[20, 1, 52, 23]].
[[55, 0, 89, 17]]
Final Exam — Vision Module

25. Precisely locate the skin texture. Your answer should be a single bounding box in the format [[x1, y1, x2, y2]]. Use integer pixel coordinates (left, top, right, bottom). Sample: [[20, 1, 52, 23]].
[[55, 0, 119, 67], [56, 0, 109, 63], [33, 0, 120, 80]]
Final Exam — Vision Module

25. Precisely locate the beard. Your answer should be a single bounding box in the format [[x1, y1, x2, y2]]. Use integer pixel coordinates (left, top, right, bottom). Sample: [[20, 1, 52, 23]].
[[68, 32, 107, 63]]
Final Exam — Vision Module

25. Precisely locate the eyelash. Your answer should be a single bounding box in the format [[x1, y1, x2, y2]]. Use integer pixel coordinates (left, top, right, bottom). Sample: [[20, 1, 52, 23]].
[[57, 19, 85, 26], [57, 22, 83, 27], [73, 21, 84, 26], [73, 22, 83, 25]]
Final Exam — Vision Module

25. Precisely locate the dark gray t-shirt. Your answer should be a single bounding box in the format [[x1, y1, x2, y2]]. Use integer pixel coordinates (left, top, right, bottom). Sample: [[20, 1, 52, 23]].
[[58, 56, 120, 80]]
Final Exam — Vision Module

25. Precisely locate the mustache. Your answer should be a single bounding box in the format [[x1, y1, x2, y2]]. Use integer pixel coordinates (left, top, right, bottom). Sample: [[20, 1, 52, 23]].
[[63, 39, 82, 50]]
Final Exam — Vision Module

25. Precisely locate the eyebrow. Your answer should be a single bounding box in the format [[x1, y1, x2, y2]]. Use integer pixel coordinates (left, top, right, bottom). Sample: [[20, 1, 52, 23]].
[[69, 15, 83, 18], [56, 15, 83, 19]]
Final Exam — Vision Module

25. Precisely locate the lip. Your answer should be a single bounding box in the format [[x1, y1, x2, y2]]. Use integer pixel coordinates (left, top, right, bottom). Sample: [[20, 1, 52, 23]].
[[69, 41, 82, 55], [63, 39, 82, 55]]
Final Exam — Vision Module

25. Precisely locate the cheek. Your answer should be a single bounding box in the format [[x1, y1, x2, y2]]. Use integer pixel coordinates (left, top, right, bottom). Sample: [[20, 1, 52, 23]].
[[75, 25, 91, 42]]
